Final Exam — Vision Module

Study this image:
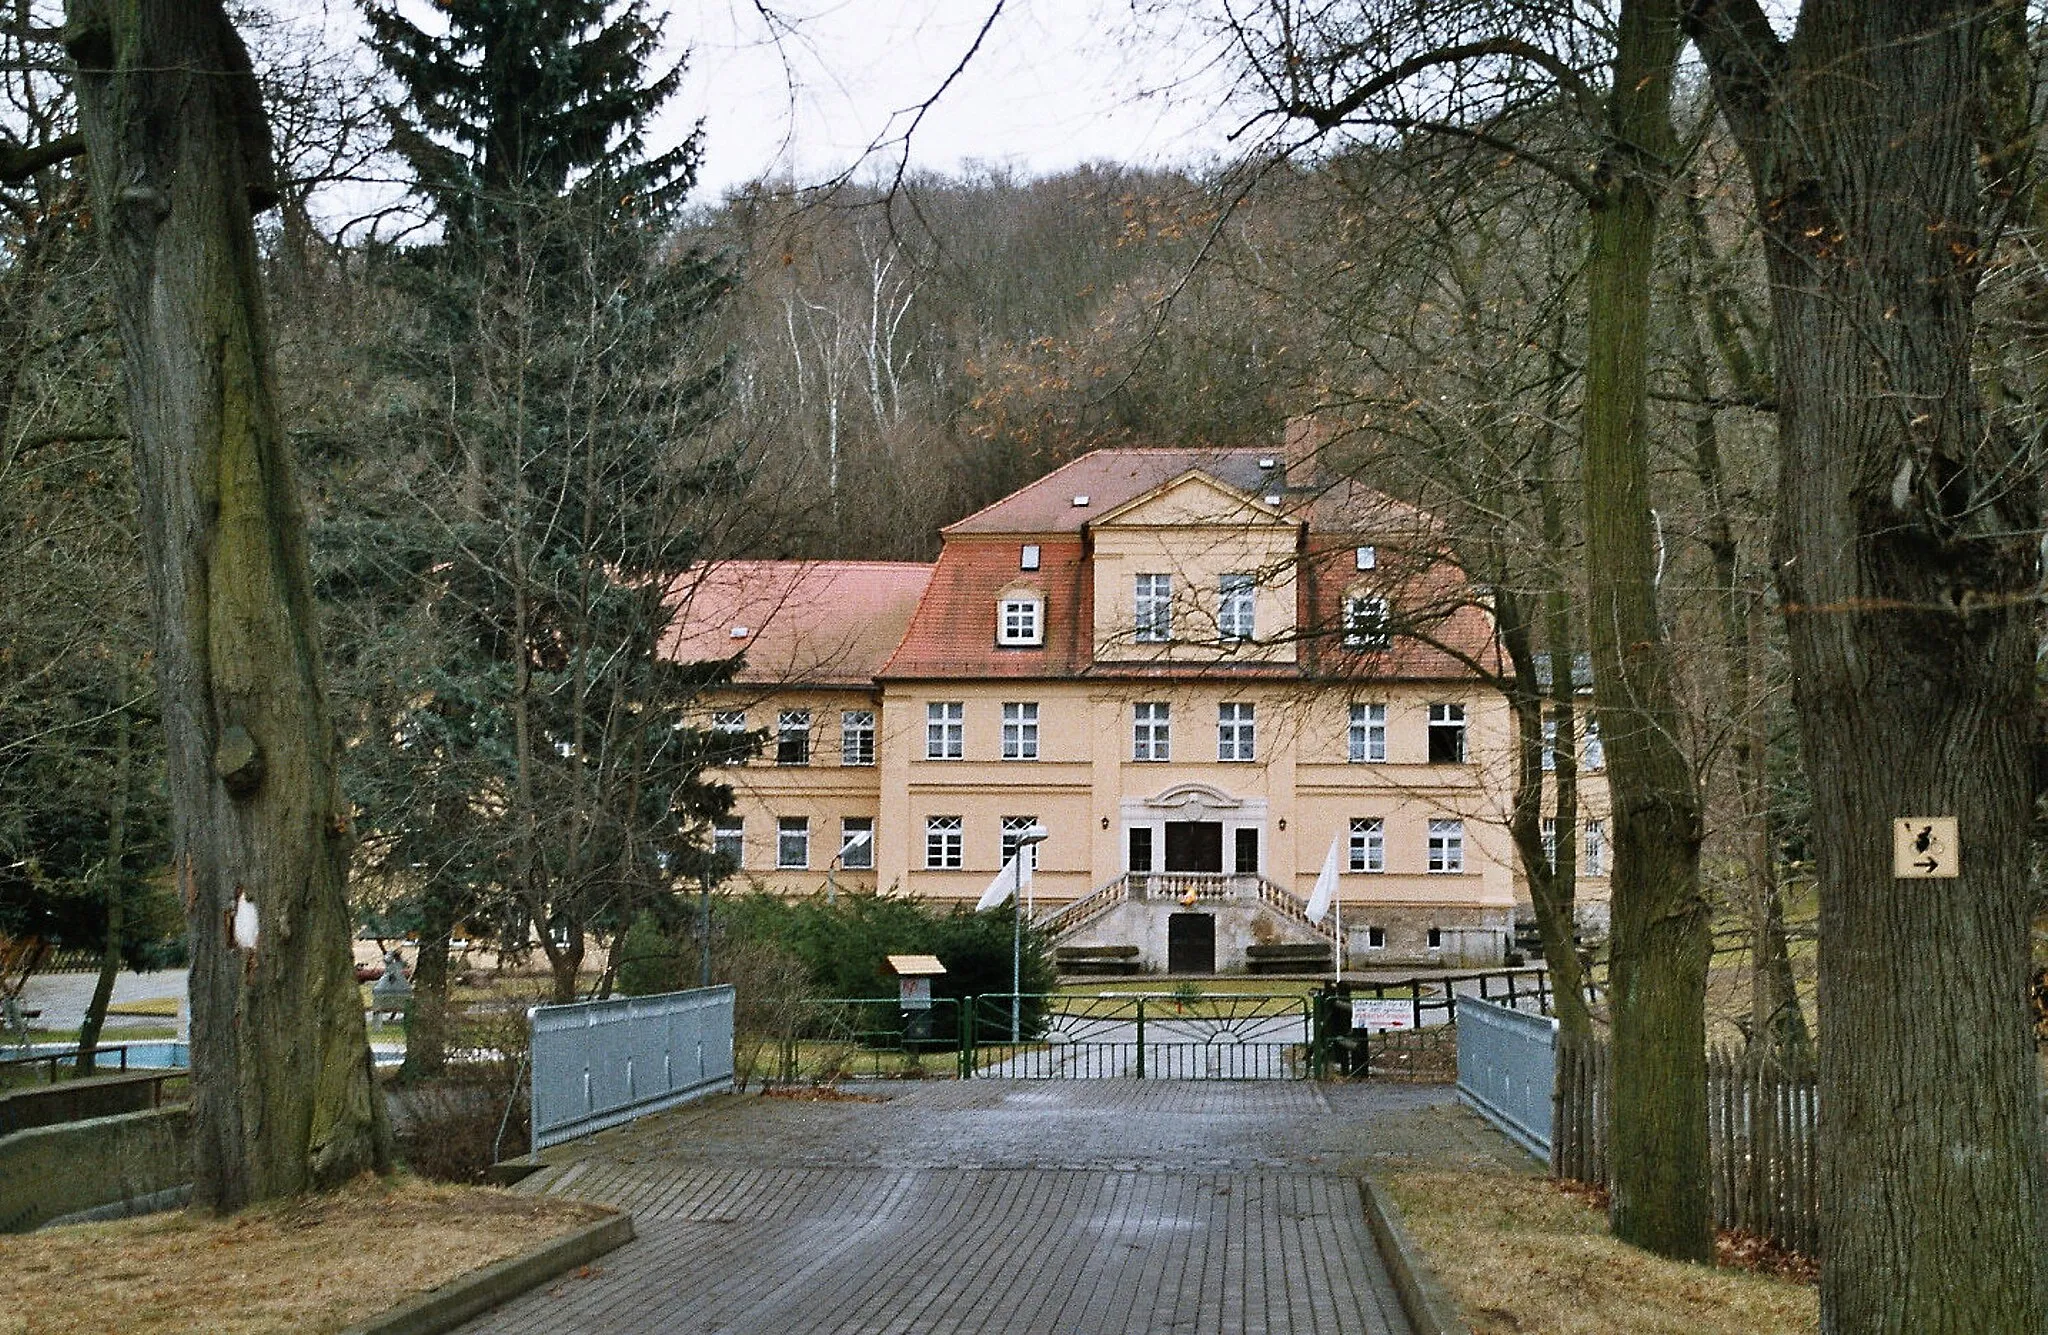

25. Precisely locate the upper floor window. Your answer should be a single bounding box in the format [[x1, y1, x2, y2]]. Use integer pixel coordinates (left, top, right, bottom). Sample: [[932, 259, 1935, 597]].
[[1428, 703, 1467, 764], [1002, 702, 1040, 760], [712, 818, 743, 868], [1348, 817, 1385, 873], [1583, 719, 1605, 771], [777, 816, 810, 869], [926, 701, 964, 760], [1542, 719, 1559, 771], [776, 710, 811, 765], [1020, 543, 1041, 571], [1133, 702, 1171, 761], [840, 817, 875, 870], [1343, 595, 1391, 649], [1218, 573, 1255, 641], [841, 710, 876, 766], [999, 596, 1043, 646], [925, 815, 964, 869], [1217, 702, 1257, 762], [1355, 545, 1377, 570], [1427, 818, 1465, 873], [1349, 703, 1387, 763], [1134, 573, 1172, 643], [1542, 817, 1558, 869], [710, 710, 748, 765]]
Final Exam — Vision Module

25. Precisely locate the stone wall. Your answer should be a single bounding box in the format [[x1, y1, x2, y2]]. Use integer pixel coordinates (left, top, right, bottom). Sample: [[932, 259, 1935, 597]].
[[0, 1105, 191, 1232]]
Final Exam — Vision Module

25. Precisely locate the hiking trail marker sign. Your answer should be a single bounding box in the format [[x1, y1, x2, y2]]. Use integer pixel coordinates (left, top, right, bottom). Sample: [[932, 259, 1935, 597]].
[[1892, 817, 1958, 879]]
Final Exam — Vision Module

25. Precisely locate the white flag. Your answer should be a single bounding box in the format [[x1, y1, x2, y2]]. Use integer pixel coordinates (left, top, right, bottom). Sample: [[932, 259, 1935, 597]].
[[1305, 831, 1343, 925], [975, 852, 1032, 911]]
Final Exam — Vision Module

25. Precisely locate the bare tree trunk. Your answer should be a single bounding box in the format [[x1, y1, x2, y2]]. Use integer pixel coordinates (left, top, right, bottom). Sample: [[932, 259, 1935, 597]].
[[1690, 1, 2047, 1327], [1581, 0, 1711, 1262], [65, 0, 388, 1208], [75, 692, 129, 1077]]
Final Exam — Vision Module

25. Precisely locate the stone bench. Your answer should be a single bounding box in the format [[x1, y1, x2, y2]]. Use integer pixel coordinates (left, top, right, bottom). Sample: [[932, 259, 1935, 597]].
[[1244, 944, 1332, 975], [1055, 945, 1141, 977]]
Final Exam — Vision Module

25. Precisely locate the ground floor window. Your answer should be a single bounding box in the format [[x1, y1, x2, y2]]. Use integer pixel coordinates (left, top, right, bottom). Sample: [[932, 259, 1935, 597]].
[[1427, 819, 1464, 873], [777, 817, 810, 869], [840, 817, 874, 869], [1348, 817, 1385, 873], [926, 815, 964, 869], [712, 818, 742, 868]]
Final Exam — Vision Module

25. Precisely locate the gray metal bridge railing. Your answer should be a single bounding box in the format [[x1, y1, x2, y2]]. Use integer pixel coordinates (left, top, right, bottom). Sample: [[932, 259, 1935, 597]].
[[530, 984, 734, 1151], [1454, 996, 1557, 1157]]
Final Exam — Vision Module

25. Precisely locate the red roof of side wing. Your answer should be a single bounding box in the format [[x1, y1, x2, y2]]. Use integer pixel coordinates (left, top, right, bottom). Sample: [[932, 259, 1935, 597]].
[[881, 538, 1089, 679], [660, 561, 933, 687]]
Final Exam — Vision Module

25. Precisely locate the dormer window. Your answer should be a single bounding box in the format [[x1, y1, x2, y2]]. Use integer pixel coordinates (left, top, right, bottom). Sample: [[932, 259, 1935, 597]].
[[1343, 594, 1391, 649], [999, 594, 1043, 646]]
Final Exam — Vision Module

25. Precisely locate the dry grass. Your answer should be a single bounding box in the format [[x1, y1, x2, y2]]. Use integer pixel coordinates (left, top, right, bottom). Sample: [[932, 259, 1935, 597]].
[[0, 1175, 611, 1335], [105, 997, 180, 1018], [1386, 1170, 1817, 1335]]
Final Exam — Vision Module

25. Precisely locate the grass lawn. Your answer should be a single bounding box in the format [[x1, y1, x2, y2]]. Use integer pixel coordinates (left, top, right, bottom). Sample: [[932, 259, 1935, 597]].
[[1386, 1170, 1816, 1335], [0, 1175, 611, 1335]]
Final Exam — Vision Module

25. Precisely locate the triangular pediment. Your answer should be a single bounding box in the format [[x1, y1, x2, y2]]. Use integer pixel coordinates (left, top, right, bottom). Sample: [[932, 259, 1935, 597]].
[[1091, 470, 1288, 529]]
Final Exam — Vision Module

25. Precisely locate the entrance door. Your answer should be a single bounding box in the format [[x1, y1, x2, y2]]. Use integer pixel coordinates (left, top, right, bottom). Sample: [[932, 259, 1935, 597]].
[[1167, 913, 1216, 974], [1163, 822, 1223, 872]]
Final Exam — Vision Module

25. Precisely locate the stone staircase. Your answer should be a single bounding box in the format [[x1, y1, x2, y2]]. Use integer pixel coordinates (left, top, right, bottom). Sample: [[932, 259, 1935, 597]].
[[1035, 872, 1339, 948]]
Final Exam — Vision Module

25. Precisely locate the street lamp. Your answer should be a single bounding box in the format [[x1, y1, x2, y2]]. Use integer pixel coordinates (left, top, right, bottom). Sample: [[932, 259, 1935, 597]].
[[1009, 824, 1049, 1043], [824, 825, 874, 905]]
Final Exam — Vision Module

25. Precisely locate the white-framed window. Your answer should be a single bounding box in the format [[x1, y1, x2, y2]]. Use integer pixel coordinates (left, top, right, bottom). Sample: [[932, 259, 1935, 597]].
[[998, 596, 1043, 646], [1020, 543, 1041, 571], [711, 818, 743, 867], [1542, 718, 1559, 771], [1133, 702, 1171, 761], [1363, 926, 1387, 949], [1348, 703, 1387, 763], [1348, 817, 1385, 873], [925, 815, 964, 869], [1356, 545, 1377, 571], [1427, 926, 1444, 950], [1217, 702, 1256, 761], [1427, 703, 1467, 764], [777, 816, 810, 869], [1001, 702, 1040, 760], [1343, 595, 1391, 649], [1219, 573, 1255, 641], [841, 710, 875, 766], [1000, 815, 1042, 869], [1583, 719, 1605, 771], [1583, 819, 1607, 877], [776, 710, 811, 765], [1427, 819, 1465, 873], [926, 701, 964, 759], [710, 709, 748, 765], [1542, 817, 1558, 870], [840, 817, 874, 870], [1134, 573, 1172, 642]]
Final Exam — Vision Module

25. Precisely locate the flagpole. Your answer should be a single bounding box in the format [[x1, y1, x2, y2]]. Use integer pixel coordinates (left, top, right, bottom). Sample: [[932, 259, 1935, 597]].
[[1333, 885, 1342, 984]]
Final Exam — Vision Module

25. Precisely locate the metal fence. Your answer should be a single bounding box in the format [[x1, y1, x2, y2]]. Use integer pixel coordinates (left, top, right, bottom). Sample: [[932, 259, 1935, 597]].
[[1454, 997, 1558, 1155], [530, 985, 734, 1151], [969, 992, 1315, 1080]]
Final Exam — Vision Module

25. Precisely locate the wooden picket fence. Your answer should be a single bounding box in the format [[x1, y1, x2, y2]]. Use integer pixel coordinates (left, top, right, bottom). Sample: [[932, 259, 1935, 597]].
[[1553, 1035, 1819, 1257]]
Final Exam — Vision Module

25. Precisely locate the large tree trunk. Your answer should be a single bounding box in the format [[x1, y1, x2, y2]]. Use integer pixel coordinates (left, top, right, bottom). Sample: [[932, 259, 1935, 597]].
[[1690, 1, 2047, 1327], [66, 1, 389, 1209], [1580, 0, 1712, 1262]]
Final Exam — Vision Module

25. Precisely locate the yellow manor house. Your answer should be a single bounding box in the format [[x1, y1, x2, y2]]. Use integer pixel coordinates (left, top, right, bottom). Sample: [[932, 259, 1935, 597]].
[[663, 430, 1610, 971]]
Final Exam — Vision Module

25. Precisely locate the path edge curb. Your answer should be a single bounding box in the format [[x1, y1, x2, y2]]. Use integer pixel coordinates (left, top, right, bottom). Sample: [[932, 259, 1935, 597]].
[[339, 1210, 635, 1335], [1358, 1176, 1472, 1335]]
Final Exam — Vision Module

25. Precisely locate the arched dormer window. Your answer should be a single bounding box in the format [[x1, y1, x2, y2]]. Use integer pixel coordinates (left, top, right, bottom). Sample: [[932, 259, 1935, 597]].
[[997, 585, 1044, 647]]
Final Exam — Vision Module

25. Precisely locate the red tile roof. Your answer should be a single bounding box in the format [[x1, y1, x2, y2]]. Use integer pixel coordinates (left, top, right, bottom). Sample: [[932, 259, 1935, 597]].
[[881, 538, 1090, 678], [660, 561, 932, 687]]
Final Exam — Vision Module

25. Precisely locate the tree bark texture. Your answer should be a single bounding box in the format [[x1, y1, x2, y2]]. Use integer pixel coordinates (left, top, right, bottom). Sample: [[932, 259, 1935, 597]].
[[66, 0, 389, 1209], [1582, 0, 1713, 1261], [1690, 1, 2046, 1328]]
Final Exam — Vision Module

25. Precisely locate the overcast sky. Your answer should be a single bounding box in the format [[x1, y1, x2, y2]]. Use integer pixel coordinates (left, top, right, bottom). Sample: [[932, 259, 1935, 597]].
[[664, 1, 1238, 197], [291, 0, 1241, 206]]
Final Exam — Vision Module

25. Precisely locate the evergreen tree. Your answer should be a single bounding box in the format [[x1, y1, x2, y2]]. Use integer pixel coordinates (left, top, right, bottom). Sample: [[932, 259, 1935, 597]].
[[329, 1, 746, 1040], [360, 0, 698, 245]]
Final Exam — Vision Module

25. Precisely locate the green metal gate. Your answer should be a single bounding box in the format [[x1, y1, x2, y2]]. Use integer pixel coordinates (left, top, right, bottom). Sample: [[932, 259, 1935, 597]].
[[967, 992, 1318, 1079]]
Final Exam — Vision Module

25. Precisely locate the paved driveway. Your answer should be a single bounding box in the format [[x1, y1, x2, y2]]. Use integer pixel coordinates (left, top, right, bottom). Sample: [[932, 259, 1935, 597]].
[[460, 1080, 1525, 1335]]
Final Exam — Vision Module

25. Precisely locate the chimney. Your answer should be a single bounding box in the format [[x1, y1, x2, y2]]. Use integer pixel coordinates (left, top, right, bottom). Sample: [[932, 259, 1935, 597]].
[[1281, 414, 1337, 487]]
